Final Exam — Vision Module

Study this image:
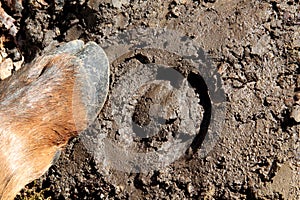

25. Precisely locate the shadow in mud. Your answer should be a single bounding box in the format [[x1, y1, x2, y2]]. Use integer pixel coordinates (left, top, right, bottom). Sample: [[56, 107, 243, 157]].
[[186, 72, 212, 156]]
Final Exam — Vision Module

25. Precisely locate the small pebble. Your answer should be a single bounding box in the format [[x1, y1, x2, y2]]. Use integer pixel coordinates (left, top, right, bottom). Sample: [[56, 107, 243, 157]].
[[111, 0, 129, 9], [0, 58, 13, 80], [291, 105, 300, 122], [187, 183, 195, 193], [13, 55, 24, 71]]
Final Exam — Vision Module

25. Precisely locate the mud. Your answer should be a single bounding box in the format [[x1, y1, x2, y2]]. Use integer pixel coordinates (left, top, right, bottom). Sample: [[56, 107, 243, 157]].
[[0, 0, 298, 199]]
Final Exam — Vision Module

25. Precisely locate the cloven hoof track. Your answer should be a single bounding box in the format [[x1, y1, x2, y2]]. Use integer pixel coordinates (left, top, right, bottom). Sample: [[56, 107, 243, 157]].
[[104, 48, 212, 159]]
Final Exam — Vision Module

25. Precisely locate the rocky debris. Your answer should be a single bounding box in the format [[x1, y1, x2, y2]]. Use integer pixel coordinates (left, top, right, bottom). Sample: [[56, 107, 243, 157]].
[[0, 36, 23, 80], [0, 1, 18, 36]]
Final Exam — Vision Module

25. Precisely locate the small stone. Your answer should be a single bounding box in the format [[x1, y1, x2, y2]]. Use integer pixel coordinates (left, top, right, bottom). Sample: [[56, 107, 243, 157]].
[[114, 13, 129, 28], [111, 0, 129, 9], [251, 34, 270, 56], [171, 7, 180, 17], [290, 105, 300, 122], [187, 183, 194, 193], [13, 55, 24, 71], [0, 58, 13, 80]]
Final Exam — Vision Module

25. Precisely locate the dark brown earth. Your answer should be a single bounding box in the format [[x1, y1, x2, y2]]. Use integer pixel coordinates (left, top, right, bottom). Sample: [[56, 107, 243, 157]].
[[0, 0, 299, 199]]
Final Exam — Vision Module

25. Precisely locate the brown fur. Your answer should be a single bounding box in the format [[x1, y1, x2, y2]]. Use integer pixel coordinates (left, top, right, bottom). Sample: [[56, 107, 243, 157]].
[[0, 53, 86, 199]]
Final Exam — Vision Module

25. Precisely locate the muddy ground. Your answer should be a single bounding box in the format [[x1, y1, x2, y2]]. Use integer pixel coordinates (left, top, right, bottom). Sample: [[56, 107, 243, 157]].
[[0, 0, 299, 199]]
